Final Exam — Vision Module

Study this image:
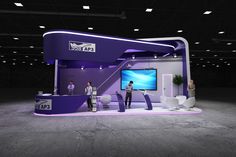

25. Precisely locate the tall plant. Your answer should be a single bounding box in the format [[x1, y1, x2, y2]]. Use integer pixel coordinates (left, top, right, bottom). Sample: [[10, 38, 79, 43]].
[[173, 75, 183, 95]]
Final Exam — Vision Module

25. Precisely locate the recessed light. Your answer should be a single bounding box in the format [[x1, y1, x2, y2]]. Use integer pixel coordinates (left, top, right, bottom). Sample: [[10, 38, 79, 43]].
[[227, 42, 232, 45], [47, 64, 50, 66], [154, 55, 157, 59], [81, 66, 84, 70], [0, 55, 4, 58], [218, 31, 225, 34], [12, 62, 16, 65], [227, 63, 230, 66], [145, 8, 153, 12], [41, 62, 44, 64], [14, 2, 23, 7], [224, 61, 227, 64], [25, 56, 29, 58], [30, 63, 33, 66], [39, 25, 46, 29], [191, 54, 195, 57], [177, 30, 183, 33], [88, 27, 93, 30], [202, 65, 206, 67], [219, 58, 223, 60], [134, 28, 139, 32], [12, 59, 16, 61], [195, 42, 200, 44], [207, 61, 210, 63], [214, 54, 218, 57], [99, 65, 103, 70], [173, 54, 177, 58], [29, 46, 34, 48], [132, 55, 135, 59], [206, 49, 210, 52], [83, 6, 90, 10], [232, 50, 236, 52], [203, 11, 212, 15], [13, 37, 19, 40], [2, 60, 6, 63], [200, 58, 204, 60], [34, 59, 38, 61], [41, 52, 44, 54], [216, 65, 220, 68], [13, 51, 17, 54], [22, 61, 26, 63], [212, 64, 215, 66]]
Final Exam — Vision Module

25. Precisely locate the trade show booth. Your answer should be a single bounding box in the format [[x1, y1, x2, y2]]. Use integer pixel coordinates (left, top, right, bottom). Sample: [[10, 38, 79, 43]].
[[35, 30, 200, 116]]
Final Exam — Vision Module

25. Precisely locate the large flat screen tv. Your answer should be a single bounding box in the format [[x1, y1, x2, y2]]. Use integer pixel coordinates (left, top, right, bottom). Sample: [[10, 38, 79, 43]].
[[121, 69, 157, 90]]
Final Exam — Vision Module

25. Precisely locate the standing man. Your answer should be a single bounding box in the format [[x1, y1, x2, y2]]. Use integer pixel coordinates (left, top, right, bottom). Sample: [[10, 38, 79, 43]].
[[67, 81, 75, 95], [125, 81, 133, 108], [85, 81, 93, 111]]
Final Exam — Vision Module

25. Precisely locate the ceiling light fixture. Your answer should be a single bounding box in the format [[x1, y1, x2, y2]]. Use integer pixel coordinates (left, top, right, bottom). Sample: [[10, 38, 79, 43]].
[[203, 11, 212, 15], [83, 6, 90, 10], [2, 60, 6, 63], [13, 37, 19, 40], [134, 28, 139, 32], [154, 55, 157, 59], [13, 51, 17, 54], [39, 25, 46, 29], [232, 50, 236, 52], [206, 49, 210, 52], [99, 65, 103, 70], [132, 55, 135, 59], [177, 30, 183, 33], [145, 8, 153, 12], [29, 46, 34, 48], [88, 27, 93, 30], [227, 42, 232, 45], [195, 42, 200, 44], [218, 31, 225, 34], [14, 2, 23, 7]]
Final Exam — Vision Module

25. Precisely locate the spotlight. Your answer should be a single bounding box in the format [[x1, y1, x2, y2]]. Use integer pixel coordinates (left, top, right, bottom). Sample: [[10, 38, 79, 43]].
[[154, 55, 157, 59], [132, 55, 135, 59], [2, 60, 6, 63], [173, 54, 177, 58], [81, 66, 84, 70], [99, 65, 103, 70]]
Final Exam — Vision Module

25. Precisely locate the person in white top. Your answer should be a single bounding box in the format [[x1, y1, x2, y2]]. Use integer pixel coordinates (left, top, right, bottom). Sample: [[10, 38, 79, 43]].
[[85, 81, 93, 111], [67, 81, 75, 95]]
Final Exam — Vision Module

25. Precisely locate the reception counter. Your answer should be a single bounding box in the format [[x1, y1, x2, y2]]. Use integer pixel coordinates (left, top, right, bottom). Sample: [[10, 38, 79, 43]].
[[35, 95, 89, 114]]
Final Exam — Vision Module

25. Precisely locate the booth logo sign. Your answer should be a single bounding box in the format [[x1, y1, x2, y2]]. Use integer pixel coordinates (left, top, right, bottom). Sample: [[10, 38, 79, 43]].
[[69, 41, 96, 53], [35, 99, 52, 110]]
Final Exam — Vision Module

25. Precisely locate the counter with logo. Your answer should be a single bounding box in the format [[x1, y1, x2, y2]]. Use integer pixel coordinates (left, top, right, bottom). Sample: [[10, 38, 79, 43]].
[[35, 95, 89, 114]]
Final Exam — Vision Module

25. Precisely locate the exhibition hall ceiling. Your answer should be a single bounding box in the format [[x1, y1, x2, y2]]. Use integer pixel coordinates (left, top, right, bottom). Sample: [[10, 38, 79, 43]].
[[0, 0, 235, 68]]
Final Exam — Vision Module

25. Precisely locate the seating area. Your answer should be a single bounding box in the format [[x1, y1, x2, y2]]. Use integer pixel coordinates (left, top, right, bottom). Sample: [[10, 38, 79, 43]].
[[160, 95, 196, 110]]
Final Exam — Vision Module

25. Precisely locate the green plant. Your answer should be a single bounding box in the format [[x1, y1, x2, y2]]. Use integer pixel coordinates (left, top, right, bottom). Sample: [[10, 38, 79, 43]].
[[173, 75, 183, 95]]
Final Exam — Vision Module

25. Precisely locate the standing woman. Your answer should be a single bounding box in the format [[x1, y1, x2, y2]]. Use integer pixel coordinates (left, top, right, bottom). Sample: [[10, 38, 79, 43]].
[[187, 80, 196, 97], [85, 81, 93, 111]]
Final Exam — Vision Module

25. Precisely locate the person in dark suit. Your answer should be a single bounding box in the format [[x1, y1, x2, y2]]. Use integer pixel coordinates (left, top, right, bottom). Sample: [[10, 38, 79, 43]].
[[125, 81, 133, 108]]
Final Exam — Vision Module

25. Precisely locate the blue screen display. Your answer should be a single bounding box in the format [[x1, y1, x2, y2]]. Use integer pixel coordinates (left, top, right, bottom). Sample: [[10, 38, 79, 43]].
[[121, 69, 157, 90]]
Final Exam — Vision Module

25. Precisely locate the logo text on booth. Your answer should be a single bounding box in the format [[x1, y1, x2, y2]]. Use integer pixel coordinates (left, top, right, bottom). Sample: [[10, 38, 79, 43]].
[[69, 41, 96, 53]]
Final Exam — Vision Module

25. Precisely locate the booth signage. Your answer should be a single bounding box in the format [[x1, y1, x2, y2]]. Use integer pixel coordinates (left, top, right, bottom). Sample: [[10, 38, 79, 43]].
[[69, 41, 96, 53], [35, 99, 52, 110]]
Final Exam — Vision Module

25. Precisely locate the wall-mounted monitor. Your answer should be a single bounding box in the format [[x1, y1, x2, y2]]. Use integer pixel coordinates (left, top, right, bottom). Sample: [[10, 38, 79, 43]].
[[121, 69, 157, 90]]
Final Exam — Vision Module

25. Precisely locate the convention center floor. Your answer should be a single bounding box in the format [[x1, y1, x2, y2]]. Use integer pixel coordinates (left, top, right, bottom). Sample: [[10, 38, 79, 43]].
[[0, 88, 236, 157]]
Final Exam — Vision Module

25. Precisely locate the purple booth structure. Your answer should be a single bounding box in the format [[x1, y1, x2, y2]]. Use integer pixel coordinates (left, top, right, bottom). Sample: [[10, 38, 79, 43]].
[[35, 30, 190, 115]]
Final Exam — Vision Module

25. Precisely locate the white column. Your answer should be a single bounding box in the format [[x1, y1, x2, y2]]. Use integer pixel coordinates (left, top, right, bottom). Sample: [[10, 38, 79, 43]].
[[53, 59, 58, 95]]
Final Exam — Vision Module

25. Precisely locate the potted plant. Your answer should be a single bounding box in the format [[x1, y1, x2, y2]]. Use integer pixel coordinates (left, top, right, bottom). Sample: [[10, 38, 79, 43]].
[[173, 75, 183, 96]]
